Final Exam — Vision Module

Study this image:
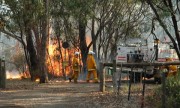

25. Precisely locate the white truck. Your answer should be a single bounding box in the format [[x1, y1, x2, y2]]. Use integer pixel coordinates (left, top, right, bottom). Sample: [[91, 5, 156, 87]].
[[116, 41, 178, 83]]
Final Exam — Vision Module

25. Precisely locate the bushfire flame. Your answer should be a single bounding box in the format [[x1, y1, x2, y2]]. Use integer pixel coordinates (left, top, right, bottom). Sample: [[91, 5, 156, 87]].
[[6, 71, 21, 79], [47, 39, 77, 77], [6, 70, 30, 80], [7, 35, 91, 79]]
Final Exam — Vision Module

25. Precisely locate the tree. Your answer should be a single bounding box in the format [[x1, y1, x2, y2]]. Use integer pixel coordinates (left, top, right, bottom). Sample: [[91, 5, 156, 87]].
[[50, 0, 81, 79], [50, 0, 147, 74], [145, 0, 180, 59], [51, 0, 95, 74], [90, 0, 147, 61], [0, 0, 50, 83], [0, 0, 149, 82]]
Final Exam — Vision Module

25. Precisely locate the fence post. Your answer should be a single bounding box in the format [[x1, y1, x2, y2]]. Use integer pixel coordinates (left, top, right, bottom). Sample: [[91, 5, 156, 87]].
[[112, 60, 117, 92], [99, 62, 105, 92], [162, 72, 166, 108], [141, 66, 147, 108], [128, 67, 132, 100], [0, 58, 6, 89], [117, 63, 122, 95]]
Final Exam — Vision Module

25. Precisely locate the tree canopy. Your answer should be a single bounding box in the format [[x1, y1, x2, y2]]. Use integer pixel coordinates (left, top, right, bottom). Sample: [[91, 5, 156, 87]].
[[0, 0, 179, 82]]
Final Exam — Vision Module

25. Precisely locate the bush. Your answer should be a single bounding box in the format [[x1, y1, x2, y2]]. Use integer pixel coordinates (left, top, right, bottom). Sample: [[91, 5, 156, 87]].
[[146, 72, 180, 108], [165, 73, 180, 108]]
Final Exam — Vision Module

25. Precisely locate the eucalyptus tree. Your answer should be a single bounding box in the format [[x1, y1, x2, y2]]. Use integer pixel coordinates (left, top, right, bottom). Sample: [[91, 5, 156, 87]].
[[50, 0, 80, 80], [0, 0, 50, 83], [145, 0, 180, 59], [51, 0, 96, 74], [90, 0, 148, 61], [50, 0, 148, 75]]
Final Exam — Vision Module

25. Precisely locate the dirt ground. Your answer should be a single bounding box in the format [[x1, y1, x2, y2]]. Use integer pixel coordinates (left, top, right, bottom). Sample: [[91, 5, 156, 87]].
[[0, 79, 157, 108]]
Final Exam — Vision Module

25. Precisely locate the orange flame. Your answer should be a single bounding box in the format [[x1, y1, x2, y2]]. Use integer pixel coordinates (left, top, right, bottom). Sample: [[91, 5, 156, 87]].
[[6, 71, 22, 79], [6, 70, 31, 80], [47, 35, 91, 77], [47, 39, 74, 77]]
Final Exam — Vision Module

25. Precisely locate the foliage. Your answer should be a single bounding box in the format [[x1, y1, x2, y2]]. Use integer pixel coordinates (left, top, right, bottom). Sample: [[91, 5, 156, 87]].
[[146, 72, 180, 108], [0, 0, 50, 82], [0, 0, 45, 33], [94, 0, 148, 60], [165, 73, 180, 108], [145, 0, 180, 59], [150, 0, 171, 19]]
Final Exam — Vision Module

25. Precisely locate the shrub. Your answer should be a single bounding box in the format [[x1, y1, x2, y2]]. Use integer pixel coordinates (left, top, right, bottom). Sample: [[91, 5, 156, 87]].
[[146, 72, 180, 108], [165, 72, 180, 108]]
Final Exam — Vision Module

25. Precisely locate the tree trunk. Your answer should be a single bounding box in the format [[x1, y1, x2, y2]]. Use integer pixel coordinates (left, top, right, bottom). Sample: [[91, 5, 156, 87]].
[[56, 37, 66, 80], [79, 20, 88, 76], [91, 17, 100, 77], [26, 28, 39, 81], [39, 0, 49, 83]]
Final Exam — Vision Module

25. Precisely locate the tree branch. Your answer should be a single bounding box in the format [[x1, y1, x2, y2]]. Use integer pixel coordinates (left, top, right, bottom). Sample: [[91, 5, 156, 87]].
[[0, 30, 22, 43]]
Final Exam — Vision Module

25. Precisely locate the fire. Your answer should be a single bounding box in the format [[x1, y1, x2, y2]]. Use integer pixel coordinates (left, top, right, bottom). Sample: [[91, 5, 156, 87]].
[[6, 71, 22, 79], [21, 70, 31, 79], [47, 39, 75, 77], [47, 35, 91, 77], [35, 78, 40, 82], [6, 69, 30, 80]]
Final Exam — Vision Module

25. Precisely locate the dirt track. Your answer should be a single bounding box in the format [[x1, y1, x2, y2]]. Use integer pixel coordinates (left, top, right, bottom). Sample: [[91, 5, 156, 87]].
[[0, 79, 155, 108], [0, 79, 100, 108]]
